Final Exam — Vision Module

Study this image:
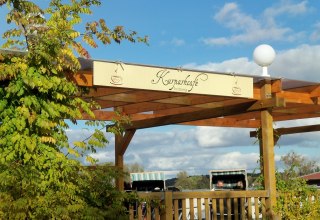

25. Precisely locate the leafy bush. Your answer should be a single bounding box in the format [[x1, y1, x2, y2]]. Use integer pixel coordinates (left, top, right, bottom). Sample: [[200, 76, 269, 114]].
[[275, 169, 320, 220]]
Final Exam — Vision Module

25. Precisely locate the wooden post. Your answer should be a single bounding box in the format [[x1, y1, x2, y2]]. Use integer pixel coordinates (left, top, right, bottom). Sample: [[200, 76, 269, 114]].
[[160, 191, 173, 220], [115, 133, 124, 191], [115, 129, 136, 191], [260, 80, 277, 219]]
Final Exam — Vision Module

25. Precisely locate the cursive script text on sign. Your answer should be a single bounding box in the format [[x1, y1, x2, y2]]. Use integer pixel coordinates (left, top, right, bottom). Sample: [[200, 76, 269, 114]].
[[151, 70, 208, 92]]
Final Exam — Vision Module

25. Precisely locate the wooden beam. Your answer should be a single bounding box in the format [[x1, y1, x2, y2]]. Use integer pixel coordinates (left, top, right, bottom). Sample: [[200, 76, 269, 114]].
[[276, 91, 314, 104], [181, 117, 260, 128], [81, 110, 164, 121], [154, 98, 248, 115], [94, 90, 186, 104], [271, 79, 282, 93], [286, 84, 319, 93], [154, 97, 283, 119], [121, 102, 184, 115], [80, 97, 284, 122], [310, 85, 320, 97], [311, 97, 320, 104], [68, 70, 93, 86], [223, 111, 261, 121], [193, 98, 244, 108], [93, 100, 130, 109], [277, 124, 320, 135], [153, 94, 229, 105], [84, 87, 133, 97], [126, 97, 285, 129], [273, 113, 320, 122], [81, 110, 116, 120], [119, 129, 136, 155], [250, 124, 320, 137]]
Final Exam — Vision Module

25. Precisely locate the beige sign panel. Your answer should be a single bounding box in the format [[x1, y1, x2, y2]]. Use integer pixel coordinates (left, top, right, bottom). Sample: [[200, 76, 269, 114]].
[[93, 61, 253, 98]]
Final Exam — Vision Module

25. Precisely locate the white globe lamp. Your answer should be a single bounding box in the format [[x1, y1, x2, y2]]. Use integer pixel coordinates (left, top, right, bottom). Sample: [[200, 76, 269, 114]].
[[253, 44, 276, 77]]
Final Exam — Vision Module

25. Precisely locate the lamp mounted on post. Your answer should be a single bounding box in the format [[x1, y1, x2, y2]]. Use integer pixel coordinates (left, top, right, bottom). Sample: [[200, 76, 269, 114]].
[[253, 44, 276, 77]]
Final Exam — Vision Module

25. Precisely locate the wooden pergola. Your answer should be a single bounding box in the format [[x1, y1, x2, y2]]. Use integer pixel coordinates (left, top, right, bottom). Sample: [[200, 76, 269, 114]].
[[72, 58, 320, 218]]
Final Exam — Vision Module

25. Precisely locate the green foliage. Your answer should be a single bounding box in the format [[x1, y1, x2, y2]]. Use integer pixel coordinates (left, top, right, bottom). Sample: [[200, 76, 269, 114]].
[[252, 152, 320, 219], [80, 163, 140, 219], [174, 171, 210, 190], [275, 169, 320, 220], [0, 0, 147, 218]]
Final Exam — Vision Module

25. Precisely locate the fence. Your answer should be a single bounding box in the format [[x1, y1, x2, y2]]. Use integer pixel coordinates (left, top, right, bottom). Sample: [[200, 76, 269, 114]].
[[129, 190, 269, 220]]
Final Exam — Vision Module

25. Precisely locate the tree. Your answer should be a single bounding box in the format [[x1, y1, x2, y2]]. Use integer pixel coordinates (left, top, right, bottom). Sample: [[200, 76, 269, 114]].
[[125, 162, 145, 173], [81, 163, 140, 219], [174, 171, 192, 190], [194, 175, 210, 189], [281, 151, 319, 178], [0, 0, 146, 218], [124, 162, 144, 182], [174, 171, 209, 190]]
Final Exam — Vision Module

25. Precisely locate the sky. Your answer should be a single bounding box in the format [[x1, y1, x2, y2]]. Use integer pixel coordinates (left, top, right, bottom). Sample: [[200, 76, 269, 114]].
[[1, 0, 320, 179]]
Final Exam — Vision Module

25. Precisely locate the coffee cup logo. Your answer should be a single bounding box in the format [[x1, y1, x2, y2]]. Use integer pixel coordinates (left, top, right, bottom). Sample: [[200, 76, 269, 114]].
[[110, 62, 124, 85], [231, 75, 242, 95], [110, 75, 123, 85]]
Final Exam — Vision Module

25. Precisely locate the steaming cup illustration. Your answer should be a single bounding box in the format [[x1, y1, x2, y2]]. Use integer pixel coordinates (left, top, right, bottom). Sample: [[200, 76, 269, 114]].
[[110, 75, 123, 85]]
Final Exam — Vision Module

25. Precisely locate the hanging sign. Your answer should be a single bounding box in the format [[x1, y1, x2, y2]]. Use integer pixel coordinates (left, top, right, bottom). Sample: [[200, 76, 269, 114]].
[[93, 61, 253, 98]]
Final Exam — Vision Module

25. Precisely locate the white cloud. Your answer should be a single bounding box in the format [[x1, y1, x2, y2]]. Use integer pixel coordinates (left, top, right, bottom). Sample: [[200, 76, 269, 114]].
[[263, 0, 308, 19], [203, 1, 309, 45], [271, 44, 320, 81], [148, 156, 193, 170], [89, 151, 114, 162], [183, 57, 259, 75], [195, 127, 252, 148], [67, 119, 319, 177], [131, 129, 197, 149], [171, 38, 185, 46], [159, 38, 186, 47], [211, 152, 282, 170], [184, 44, 320, 81], [82, 127, 259, 175], [211, 152, 259, 170], [310, 22, 320, 41], [214, 3, 260, 32]]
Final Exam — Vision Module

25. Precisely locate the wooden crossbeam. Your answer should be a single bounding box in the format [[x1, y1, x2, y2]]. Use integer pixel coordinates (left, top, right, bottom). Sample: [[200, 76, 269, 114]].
[[119, 129, 136, 155], [126, 97, 285, 129], [121, 102, 183, 115], [273, 113, 320, 122], [180, 117, 260, 128], [68, 70, 93, 86], [250, 124, 320, 137], [81, 110, 116, 120], [276, 91, 314, 104]]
